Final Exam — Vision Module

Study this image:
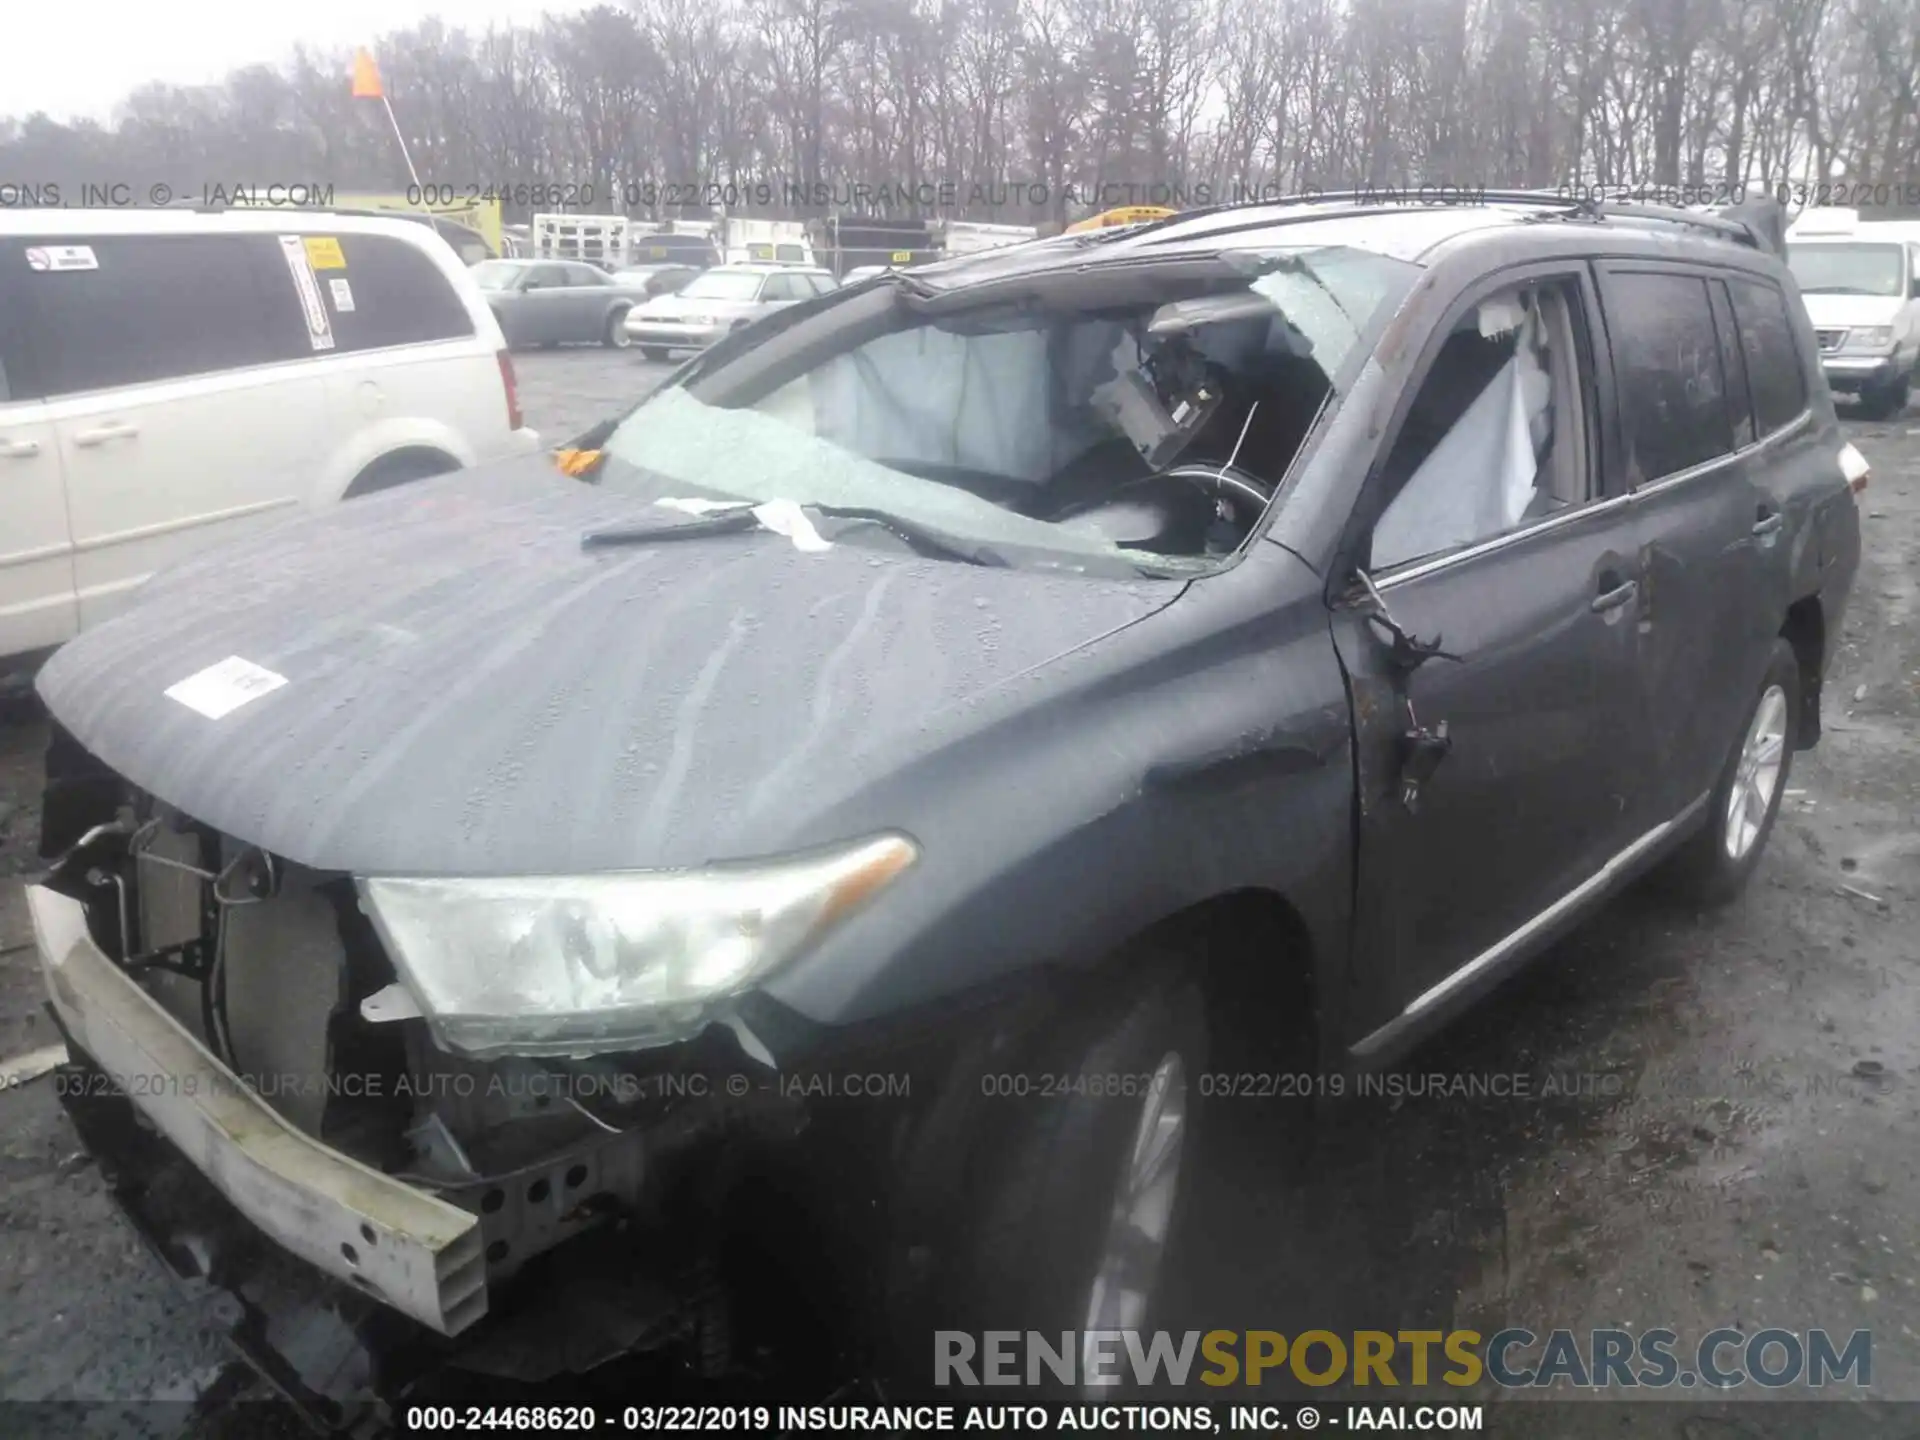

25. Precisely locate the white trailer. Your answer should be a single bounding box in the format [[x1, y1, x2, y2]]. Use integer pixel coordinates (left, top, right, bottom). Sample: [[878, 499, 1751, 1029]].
[[532, 213, 634, 267], [938, 220, 1040, 257], [719, 217, 815, 266]]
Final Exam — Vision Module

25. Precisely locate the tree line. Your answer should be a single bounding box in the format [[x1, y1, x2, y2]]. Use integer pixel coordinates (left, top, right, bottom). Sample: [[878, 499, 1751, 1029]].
[[3, 0, 1917, 225]]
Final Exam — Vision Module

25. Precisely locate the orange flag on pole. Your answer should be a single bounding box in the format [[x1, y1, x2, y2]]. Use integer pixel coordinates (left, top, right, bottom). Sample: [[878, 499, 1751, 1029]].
[[350, 49, 384, 99]]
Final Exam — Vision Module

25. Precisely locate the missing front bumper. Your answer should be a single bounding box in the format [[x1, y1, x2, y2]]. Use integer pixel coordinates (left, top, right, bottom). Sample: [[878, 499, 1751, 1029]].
[[27, 882, 488, 1337]]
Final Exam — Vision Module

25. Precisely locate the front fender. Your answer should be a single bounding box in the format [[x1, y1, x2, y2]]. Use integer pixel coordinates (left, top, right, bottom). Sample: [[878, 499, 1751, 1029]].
[[763, 547, 1356, 1051]]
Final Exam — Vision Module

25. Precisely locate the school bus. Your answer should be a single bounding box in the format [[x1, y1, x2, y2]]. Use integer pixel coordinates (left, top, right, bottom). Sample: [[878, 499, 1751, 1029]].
[[1063, 205, 1179, 234]]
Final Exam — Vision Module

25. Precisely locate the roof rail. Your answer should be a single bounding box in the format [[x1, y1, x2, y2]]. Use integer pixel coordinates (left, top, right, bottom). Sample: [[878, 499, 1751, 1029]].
[[1130, 187, 1785, 255]]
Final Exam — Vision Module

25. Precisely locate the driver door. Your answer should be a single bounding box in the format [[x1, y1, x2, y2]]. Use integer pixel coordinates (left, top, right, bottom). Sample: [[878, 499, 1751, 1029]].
[[517, 264, 574, 342], [1330, 265, 1654, 1053]]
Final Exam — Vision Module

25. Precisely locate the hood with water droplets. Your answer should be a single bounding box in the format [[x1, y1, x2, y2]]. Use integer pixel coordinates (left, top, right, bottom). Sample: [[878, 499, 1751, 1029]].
[[37, 458, 1179, 874]]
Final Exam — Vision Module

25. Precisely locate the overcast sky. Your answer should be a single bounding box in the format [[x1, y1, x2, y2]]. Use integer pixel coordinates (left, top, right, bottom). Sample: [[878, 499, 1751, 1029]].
[[5, 1, 581, 123]]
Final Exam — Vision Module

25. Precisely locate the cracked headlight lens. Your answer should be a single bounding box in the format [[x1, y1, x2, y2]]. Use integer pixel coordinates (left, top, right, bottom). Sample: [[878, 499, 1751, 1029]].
[[359, 835, 916, 1059]]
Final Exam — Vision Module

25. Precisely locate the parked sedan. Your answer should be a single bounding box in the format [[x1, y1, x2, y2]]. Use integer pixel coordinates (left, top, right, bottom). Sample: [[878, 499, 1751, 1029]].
[[610, 263, 700, 299], [623, 263, 836, 359], [473, 258, 638, 349]]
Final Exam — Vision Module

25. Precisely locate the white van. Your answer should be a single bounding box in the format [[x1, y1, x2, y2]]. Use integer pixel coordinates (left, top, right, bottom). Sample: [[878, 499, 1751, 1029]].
[[0, 209, 539, 664], [1784, 207, 1920, 419]]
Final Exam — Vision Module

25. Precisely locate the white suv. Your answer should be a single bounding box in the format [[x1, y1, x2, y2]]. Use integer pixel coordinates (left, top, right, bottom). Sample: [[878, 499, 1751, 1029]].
[[0, 209, 540, 664]]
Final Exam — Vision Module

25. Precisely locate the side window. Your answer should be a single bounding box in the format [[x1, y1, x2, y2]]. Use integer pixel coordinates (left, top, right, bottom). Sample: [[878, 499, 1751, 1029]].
[[1369, 279, 1593, 572], [806, 273, 837, 296], [1602, 271, 1733, 483], [1726, 277, 1810, 437], [526, 264, 569, 290], [761, 274, 798, 301], [566, 264, 606, 287], [317, 234, 475, 353], [1708, 281, 1755, 449], [12, 234, 306, 399]]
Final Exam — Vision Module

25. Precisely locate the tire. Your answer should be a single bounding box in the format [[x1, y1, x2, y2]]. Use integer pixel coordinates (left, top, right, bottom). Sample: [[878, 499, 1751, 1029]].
[[954, 962, 1208, 1393], [604, 308, 632, 349], [1856, 375, 1908, 421], [1656, 637, 1799, 906], [641, 346, 671, 362]]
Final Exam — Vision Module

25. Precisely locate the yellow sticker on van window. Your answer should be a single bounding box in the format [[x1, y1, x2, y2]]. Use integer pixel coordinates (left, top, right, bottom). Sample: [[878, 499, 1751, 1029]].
[[303, 236, 347, 270], [891, 250, 912, 263]]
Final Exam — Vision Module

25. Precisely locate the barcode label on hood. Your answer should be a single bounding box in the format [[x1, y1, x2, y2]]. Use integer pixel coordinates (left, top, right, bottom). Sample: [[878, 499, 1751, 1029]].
[[164, 656, 288, 719]]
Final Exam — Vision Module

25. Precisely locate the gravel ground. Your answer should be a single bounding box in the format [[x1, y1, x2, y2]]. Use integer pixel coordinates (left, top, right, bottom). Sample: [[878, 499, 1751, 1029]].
[[1, 359, 1916, 1433], [514, 345, 676, 445]]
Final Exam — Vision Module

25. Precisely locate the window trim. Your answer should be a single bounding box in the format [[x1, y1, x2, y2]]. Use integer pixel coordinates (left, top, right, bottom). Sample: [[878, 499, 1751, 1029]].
[[1371, 406, 1812, 591], [1631, 405, 1812, 500], [1344, 259, 1614, 585]]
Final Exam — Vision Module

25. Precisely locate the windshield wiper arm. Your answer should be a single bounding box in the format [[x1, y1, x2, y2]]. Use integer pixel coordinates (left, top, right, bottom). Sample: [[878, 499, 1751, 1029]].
[[581, 510, 761, 548], [807, 505, 1008, 567], [582, 502, 1003, 565]]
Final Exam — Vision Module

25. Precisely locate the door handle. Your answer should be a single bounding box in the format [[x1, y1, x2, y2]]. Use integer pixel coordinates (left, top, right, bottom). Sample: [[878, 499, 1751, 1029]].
[[1591, 577, 1639, 614], [73, 420, 139, 447], [0, 437, 41, 459], [1752, 511, 1784, 538]]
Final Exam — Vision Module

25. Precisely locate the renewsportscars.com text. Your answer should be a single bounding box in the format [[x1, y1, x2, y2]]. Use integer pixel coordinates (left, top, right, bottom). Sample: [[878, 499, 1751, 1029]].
[[934, 1328, 1871, 1389]]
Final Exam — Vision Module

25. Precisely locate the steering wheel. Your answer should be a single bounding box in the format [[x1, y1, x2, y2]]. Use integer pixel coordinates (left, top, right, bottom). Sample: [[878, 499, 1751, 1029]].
[[1156, 462, 1274, 511]]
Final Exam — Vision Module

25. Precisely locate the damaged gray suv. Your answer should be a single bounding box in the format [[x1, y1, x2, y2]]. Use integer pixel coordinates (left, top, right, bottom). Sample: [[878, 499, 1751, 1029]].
[[28, 192, 1862, 1422]]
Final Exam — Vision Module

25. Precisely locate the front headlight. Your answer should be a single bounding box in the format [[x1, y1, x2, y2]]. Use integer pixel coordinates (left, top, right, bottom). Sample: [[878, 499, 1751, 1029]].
[[1845, 326, 1895, 353], [359, 835, 916, 1059]]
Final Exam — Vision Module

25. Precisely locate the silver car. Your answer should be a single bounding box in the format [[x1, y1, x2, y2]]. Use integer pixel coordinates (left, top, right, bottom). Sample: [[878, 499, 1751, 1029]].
[[474, 259, 639, 350], [624, 264, 837, 359]]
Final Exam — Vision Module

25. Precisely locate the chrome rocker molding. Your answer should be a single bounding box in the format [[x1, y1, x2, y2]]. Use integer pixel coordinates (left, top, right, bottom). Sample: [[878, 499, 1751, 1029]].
[[1349, 792, 1709, 1060]]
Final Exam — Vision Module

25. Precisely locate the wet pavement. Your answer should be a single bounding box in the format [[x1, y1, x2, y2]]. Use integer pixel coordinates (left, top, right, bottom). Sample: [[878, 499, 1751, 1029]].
[[1, 359, 1915, 1431]]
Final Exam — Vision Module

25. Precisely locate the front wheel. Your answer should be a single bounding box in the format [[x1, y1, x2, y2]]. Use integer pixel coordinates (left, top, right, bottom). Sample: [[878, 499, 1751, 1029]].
[[957, 965, 1207, 1393], [604, 309, 633, 349], [1856, 374, 1910, 421], [1656, 637, 1799, 906]]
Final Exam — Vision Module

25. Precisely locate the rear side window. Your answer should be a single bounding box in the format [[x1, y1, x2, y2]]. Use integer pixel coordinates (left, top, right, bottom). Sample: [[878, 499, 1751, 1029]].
[[1603, 271, 1733, 483], [8, 234, 307, 399], [1726, 277, 1810, 436], [319, 233, 474, 352]]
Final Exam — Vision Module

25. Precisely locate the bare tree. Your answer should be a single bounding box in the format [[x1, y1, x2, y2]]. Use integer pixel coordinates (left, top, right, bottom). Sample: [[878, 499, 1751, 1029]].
[[5, 0, 1916, 223]]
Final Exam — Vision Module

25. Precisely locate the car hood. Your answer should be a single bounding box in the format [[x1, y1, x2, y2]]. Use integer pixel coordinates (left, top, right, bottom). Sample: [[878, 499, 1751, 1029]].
[[36, 457, 1178, 876], [1798, 292, 1907, 329]]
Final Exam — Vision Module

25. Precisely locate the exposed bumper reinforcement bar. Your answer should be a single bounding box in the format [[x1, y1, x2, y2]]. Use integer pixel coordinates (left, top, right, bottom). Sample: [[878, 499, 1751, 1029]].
[[27, 882, 487, 1337]]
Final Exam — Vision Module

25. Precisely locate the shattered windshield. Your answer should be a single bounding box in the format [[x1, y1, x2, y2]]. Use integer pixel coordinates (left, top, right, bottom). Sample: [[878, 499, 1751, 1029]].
[[598, 246, 1418, 575], [1788, 243, 1906, 297]]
